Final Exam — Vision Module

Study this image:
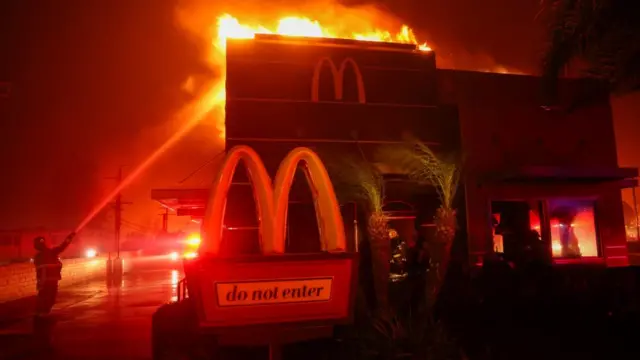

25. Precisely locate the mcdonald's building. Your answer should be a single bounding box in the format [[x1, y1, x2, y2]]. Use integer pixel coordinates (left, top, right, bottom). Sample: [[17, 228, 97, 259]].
[[153, 34, 637, 267]]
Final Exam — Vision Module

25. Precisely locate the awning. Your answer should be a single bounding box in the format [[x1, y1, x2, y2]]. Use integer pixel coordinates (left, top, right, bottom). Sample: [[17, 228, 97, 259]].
[[481, 166, 638, 187], [150, 188, 209, 212]]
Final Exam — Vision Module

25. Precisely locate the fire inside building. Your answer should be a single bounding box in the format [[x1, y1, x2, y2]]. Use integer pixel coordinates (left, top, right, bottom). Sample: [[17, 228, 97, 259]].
[[152, 34, 636, 267]]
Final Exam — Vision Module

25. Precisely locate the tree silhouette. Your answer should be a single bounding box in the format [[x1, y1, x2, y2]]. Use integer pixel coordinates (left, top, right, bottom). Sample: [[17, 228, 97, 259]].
[[540, 0, 640, 98]]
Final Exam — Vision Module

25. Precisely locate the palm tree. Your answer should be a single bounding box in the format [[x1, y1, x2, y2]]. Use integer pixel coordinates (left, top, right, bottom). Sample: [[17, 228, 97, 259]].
[[377, 136, 461, 313], [323, 154, 391, 313], [540, 0, 640, 99]]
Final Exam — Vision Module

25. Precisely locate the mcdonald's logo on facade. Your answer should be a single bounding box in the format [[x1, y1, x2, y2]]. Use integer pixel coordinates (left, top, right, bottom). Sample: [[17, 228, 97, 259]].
[[311, 57, 366, 104], [200, 146, 347, 256]]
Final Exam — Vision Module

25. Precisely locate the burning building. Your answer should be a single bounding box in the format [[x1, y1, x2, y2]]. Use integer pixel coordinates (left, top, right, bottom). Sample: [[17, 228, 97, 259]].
[[153, 30, 636, 266]]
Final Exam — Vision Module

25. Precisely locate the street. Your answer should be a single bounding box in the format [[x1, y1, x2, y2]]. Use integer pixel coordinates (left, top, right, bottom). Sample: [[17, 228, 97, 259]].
[[0, 256, 182, 360]]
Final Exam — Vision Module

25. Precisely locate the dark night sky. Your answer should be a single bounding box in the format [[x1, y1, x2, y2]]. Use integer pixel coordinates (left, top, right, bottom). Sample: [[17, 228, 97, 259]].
[[0, 0, 637, 234]]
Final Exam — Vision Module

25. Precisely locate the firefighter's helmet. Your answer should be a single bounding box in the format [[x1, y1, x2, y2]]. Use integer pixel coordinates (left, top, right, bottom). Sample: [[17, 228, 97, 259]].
[[33, 236, 47, 251]]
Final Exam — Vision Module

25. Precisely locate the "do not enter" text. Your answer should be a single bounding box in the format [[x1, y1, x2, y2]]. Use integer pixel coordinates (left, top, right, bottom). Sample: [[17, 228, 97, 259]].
[[216, 278, 333, 307]]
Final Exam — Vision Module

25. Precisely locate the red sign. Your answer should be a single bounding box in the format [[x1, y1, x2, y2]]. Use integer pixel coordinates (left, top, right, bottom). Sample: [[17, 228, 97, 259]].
[[216, 278, 333, 307], [187, 254, 357, 328]]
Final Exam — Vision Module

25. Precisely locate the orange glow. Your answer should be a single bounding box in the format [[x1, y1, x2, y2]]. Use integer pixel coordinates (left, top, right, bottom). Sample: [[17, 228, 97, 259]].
[[549, 208, 598, 258], [77, 8, 434, 234], [527, 202, 598, 258], [176, 10, 432, 141], [75, 80, 224, 233], [529, 210, 541, 231], [186, 233, 201, 247], [201, 146, 346, 255], [215, 14, 430, 50], [492, 214, 504, 253], [183, 251, 198, 259]]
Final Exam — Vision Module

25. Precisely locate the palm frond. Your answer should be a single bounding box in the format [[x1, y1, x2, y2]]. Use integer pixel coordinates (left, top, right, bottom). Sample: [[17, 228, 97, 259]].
[[322, 153, 384, 214], [376, 137, 461, 209], [321, 152, 391, 315]]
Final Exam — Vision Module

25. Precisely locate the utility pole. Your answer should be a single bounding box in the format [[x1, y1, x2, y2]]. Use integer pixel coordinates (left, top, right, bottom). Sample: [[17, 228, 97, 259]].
[[160, 207, 170, 233], [106, 166, 132, 285], [114, 166, 133, 250], [114, 167, 123, 258], [162, 208, 168, 233]]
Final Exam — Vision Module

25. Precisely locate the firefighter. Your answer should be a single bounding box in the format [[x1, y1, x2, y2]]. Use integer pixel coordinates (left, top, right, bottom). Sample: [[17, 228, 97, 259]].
[[33, 232, 76, 318]]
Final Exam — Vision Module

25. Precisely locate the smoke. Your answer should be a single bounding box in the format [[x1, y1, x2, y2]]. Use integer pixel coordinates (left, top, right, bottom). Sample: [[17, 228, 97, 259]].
[[174, 0, 526, 79], [171, 0, 442, 157], [1, 0, 534, 240], [176, 0, 418, 34], [173, 0, 435, 80], [1, 1, 221, 237], [433, 48, 527, 74]]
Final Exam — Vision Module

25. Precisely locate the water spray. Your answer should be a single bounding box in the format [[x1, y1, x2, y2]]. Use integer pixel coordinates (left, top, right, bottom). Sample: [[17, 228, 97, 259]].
[[75, 83, 225, 233]]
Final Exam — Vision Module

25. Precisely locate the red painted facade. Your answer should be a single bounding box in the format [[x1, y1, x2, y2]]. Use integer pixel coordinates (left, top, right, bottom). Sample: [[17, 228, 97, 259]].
[[152, 37, 636, 267], [437, 70, 635, 266], [438, 70, 617, 169]]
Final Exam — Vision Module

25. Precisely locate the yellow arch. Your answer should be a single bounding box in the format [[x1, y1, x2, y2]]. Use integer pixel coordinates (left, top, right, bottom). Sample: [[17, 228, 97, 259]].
[[334, 58, 366, 103], [201, 146, 346, 256], [311, 57, 340, 103], [272, 147, 347, 253], [311, 57, 366, 104], [200, 146, 275, 255]]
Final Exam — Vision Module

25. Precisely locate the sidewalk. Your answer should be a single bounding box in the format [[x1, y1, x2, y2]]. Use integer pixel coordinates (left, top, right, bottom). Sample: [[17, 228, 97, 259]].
[[0, 281, 108, 360], [0, 259, 179, 360], [0, 296, 36, 331], [0, 280, 106, 333]]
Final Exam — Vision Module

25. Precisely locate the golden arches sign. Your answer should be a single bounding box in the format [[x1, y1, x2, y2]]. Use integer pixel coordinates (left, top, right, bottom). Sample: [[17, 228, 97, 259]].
[[200, 146, 346, 256], [311, 57, 366, 104]]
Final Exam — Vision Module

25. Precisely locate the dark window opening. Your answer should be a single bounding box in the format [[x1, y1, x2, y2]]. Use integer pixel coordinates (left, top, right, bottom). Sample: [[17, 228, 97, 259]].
[[491, 200, 545, 262]]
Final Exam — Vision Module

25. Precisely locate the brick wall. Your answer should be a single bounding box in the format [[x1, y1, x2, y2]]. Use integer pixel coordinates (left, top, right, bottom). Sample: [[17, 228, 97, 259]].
[[0, 252, 138, 304]]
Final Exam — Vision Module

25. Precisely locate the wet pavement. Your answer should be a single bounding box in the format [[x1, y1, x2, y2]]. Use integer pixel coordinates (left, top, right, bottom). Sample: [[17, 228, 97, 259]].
[[0, 256, 183, 360]]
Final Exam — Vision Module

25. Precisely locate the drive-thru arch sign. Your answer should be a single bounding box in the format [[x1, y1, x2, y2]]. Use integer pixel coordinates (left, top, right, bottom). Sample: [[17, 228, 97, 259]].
[[184, 146, 358, 331]]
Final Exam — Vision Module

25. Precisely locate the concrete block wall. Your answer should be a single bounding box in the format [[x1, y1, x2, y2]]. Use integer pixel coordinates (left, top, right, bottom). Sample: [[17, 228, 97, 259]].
[[0, 252, 138, 304]]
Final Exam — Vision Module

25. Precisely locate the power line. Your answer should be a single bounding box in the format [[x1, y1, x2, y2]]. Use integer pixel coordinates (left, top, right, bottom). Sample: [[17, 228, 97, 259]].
[[178, 150, 225, 185], [120, 219, 149, 234], [121, 218, 151, 231]]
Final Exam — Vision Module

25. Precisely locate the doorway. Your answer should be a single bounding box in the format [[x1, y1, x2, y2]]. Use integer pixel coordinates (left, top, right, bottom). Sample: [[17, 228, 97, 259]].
[[490, 200, 544, 261]]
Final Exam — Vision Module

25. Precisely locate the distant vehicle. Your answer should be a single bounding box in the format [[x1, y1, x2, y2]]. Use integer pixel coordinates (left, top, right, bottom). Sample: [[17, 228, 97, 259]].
[[143, 232, 200, 261]]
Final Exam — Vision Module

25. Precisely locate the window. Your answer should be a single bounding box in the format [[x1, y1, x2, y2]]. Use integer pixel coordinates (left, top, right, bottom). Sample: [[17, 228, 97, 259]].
[[547, 199, 598, 258], [621, 187, 639, 242], [490, 199, 600, 261], [491, 201, 543, 256], [492, 213, 504, 253]]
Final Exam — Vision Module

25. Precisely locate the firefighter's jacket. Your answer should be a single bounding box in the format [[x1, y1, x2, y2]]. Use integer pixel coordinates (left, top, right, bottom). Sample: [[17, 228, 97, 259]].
[[34, 236, 73, 289]]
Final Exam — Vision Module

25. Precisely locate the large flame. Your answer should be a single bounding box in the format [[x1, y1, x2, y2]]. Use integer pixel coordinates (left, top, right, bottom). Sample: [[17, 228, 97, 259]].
[[179, 12, 432, 141], [215, 14, 431, 51]]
